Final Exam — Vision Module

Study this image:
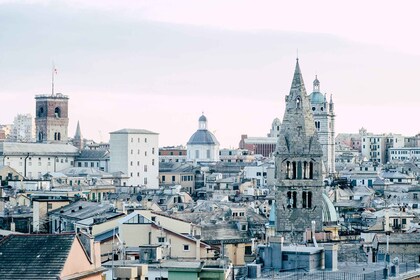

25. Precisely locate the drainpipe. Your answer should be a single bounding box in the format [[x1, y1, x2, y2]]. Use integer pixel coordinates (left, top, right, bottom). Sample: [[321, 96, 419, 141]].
[[24, 153, 30, 177]]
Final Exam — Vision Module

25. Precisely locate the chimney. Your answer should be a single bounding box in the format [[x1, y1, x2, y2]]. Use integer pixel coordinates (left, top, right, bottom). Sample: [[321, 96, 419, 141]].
[[196, 238, 201, 261], [323, 243, 338, 271]]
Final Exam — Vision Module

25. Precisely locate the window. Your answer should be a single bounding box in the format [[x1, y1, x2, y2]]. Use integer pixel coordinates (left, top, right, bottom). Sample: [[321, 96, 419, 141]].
[[131, 149, 133, 154], [206, 149, 210, 159], [158, 237, 165, 243], [144, 165, 148, 172], [152, 148, 155, 154], [131, 137, 133, 143], [91, 162, 94, 167], [162, 175, 166, 182], [195, 150, 199, 159], [145, 138, 147, 143], [144, 177, 147, 184], [145, 151, 147, 156], [152, 159, 155, 166], [172, 176, 175, 182]]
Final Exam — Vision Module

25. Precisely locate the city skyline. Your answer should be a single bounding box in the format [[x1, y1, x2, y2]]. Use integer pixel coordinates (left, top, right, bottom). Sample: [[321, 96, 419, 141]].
[[1, 0, 420, 147]]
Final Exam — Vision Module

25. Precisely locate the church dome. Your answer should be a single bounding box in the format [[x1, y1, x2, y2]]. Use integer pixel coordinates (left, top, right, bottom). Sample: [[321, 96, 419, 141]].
[[310, 92, 325, 104], [187, 114, 219, 145], [187, 130, 219, 145], [322, 192, 338, 223]]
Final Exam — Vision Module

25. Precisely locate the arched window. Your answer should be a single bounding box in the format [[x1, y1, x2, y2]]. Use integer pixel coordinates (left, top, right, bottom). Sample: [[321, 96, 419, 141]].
[[303, 161, 308, 179], [308, 192, 312, 208], [54, 107, 61, 118], [38, 132, 43, 142], [296, 97, 301, 109], [57, 132, 61, 141], [54, 132, 57, 141], [286, 161, 291, 179], [297, 161, 302, 179], [292, 191, 297, 208], [302, 191, 307, 208], [38, 107, 44, 117], [287, 191, 292, 208], [292, 162, 297, 179], [309, 162, 314, 179]]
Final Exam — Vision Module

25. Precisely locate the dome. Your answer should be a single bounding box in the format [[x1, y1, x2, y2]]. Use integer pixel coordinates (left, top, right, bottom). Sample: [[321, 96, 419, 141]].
[[322, 192, 338, 223], [187, 130, 220, 145], [199, 115, 207, 122], [310, 92, 325, 104]]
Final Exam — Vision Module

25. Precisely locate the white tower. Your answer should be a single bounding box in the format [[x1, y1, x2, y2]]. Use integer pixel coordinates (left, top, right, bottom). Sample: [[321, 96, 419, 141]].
[[309, 76, 335, 176]]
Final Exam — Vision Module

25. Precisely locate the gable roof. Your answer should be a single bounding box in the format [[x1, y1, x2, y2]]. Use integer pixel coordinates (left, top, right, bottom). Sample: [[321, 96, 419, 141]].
[[0, 234, 75, 279]]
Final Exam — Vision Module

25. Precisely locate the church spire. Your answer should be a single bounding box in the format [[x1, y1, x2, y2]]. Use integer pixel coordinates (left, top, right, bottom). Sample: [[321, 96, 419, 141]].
[[290, 58, 306, 94], [73, 121, 83, 150]]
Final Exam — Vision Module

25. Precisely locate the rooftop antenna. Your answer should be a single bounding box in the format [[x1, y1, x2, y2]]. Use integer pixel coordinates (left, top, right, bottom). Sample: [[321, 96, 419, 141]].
[[51, 62, 57, 96]]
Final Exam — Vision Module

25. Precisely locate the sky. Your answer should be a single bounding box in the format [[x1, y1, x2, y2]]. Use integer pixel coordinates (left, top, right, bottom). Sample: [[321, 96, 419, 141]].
[[1, 0, 420, 148]]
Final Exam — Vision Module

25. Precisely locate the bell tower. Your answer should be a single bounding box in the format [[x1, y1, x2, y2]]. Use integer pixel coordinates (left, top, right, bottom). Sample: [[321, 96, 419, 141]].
[[274, 59, 324, 243], [35, 93, 69, 143]]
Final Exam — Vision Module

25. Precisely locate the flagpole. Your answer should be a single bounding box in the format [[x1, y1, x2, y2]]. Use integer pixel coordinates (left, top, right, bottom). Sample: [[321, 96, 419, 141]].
[[52, 62, 55, 96]]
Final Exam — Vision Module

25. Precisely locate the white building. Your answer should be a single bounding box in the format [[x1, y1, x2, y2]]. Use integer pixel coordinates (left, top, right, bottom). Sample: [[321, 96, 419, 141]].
[[109, 129, 159, 188], [187, 115, 220, 163], [389, 147, 420, 163], [0, 142, 79, 179], [10, 114, 34, 142]]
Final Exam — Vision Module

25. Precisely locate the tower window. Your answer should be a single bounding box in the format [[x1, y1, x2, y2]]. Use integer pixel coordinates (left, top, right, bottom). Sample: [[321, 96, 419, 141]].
[[292, 191, 297, 208], [292, 162, 297, 179], [54, 107, 61, 118], [296, 97, 301, 109], [38, 107, 44, 117], [286, 161, 291, 179], [309, 162, 314, 179]]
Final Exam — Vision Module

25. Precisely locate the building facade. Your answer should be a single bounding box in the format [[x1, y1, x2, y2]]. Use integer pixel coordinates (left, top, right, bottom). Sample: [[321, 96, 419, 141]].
[[274, 60, 324, 243], [0, 142, 79, 179], [109, 129, 159, 188], [309, 76, 335, 175], [35, 93, 69, 143]]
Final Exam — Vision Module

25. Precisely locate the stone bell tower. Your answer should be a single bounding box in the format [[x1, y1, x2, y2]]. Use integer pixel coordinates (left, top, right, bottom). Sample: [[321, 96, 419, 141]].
[[35, 93, 69, 143], [274, 59, 324, 243]]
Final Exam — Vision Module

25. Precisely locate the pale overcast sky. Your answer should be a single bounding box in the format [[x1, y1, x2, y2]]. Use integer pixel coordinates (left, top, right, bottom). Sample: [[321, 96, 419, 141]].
[[1, 0, 420, 147]]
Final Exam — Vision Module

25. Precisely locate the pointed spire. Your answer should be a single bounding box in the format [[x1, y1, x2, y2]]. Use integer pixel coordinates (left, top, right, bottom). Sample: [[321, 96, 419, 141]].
[[290, 58, 306, 93], [74, 121, 82, 139]]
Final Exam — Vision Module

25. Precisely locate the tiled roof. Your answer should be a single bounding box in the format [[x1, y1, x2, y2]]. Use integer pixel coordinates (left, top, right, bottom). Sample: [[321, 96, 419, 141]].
[[0, 234, 75, 279], [76, 149, 109, 160], [0, 142, 79, 155]]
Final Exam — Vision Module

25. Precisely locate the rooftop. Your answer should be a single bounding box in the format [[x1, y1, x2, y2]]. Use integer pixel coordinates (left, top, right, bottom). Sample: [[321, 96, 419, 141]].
[[110, 128, 158, 135]]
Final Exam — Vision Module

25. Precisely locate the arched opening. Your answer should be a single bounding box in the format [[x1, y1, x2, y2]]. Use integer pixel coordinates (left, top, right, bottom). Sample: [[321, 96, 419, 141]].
[[287, 191, 292, 208], [309, 162, 314, 179], [292, 191, 297, 208], [296, 97, 301, 109], [38, 107, 44, 117], [308, 192, 312, 208], [286, 161, 291, 179], [303, 161, 308, 179], [292, 162, 297, 179], [297, 161, 302, 179], [54, 107, 61, 118], [302, 191, 307, 208], [57, 132, 61, 141], [38, 132, 43, 142]]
